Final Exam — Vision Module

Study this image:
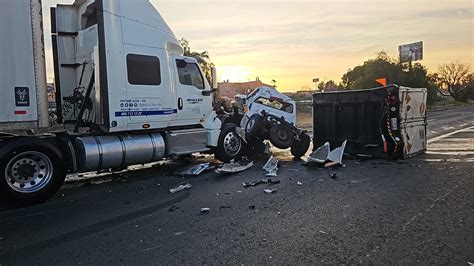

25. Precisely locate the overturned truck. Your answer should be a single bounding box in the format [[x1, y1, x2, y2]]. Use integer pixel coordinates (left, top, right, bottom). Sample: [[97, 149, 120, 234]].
[[312, 85, 427, 159]]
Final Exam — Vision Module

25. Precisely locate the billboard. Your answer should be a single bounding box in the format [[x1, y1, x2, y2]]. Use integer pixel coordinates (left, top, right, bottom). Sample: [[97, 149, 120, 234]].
[[399, 41, 423, 63]]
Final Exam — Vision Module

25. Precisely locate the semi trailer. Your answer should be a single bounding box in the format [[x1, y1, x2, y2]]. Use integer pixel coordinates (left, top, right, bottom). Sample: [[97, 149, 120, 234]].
[[0, 0, 250, 205]]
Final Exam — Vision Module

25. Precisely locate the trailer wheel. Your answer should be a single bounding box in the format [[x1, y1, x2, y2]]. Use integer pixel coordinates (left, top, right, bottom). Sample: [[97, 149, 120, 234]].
[[291, 133, 311, 158], [215, 123, 245, 162], [269, 124, 294, 149], [0, 139, 66, 205], [245, 114, 265, 138]]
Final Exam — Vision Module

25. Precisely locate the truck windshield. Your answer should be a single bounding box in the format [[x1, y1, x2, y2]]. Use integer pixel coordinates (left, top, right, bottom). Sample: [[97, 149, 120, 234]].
[[176, 59, 204, 90]]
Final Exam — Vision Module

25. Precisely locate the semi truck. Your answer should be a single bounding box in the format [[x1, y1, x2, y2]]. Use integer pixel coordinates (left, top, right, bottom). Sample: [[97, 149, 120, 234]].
[[0, 0, 253, 205], [0, 0, 309, 205]]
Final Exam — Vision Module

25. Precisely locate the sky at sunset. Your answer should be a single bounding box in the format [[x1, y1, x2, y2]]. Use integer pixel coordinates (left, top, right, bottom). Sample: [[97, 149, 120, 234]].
[[42, 0, 473, 91]]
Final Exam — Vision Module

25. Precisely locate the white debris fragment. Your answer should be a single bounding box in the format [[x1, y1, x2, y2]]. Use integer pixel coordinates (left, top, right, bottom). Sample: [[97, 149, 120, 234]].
[[200, 207, 210, 213], [263, 155, 279, 176], [264, 188, 278, 194]]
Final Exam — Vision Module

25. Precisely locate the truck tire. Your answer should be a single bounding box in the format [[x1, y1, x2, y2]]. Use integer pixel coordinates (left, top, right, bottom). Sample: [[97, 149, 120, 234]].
[[245, 114, 265, 138], [269, 124, 294, 149], [291, 133, 311, 158], [215, 123, 245, 162], [0, 138, 66, 206]]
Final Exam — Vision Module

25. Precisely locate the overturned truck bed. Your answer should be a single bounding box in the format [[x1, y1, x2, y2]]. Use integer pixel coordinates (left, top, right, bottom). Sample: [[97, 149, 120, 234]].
[[312, 85, 427, 159]]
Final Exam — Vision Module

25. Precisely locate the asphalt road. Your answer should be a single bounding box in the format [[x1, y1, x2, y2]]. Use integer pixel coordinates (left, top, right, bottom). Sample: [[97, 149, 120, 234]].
[[0, 106, 473, 265]]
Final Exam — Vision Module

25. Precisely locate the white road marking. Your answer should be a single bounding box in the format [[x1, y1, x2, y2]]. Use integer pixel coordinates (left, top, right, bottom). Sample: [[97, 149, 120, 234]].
[[427, 126, 474, 144]]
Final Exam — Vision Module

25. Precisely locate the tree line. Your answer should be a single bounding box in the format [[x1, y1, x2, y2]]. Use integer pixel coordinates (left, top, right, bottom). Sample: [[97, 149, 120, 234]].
[[316, 51, 473, 104]]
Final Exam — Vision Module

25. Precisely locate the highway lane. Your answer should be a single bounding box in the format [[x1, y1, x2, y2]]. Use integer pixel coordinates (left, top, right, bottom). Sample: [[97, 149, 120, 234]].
[[0, 106, 473, 264]]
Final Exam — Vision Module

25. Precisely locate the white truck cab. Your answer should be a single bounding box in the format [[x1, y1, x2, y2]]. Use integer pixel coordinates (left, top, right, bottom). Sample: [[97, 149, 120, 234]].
[[0, 0, 245, 205], [51, 0, 214, 132]]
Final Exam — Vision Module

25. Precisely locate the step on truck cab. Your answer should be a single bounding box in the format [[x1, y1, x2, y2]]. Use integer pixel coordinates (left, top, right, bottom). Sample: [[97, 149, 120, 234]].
[[0, 0, 245, 205]]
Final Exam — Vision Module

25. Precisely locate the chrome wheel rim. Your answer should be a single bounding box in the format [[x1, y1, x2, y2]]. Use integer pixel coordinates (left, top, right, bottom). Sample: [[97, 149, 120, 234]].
[[223, 131, 242, 156], [5, 151, 53, 193]]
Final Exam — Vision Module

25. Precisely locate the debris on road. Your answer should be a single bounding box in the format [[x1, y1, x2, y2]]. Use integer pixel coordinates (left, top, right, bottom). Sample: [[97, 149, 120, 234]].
[[307, 142, 330, 163], [288, 168, 300, 172], [264, 188, 278, 194], [168, 205, 180, 212], [200, 207, 211, 214], [297, 181, 303, 186], [179, 163, 216, 177], [327, 168, 337, 179], [219, 205, 232, 209], [318, 230, 327, 234], [326, 140, 347, 165], [263, 155, 279, 176], [242, 178, 280, 188], [215, 160, 254, 174], [169, 182, 192, 193], [306, 140, 347, 167], [174, 231, 185, 236], [242, 179, 266, 188], [249, 205, 256, 210], [0, 237, 4, 241]]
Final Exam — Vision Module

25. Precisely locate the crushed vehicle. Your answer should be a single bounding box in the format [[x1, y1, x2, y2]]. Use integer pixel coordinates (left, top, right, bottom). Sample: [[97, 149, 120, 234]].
[[233, 86, 311, 158], [0, 0, 253, 205], [312, 85, 427, 159]]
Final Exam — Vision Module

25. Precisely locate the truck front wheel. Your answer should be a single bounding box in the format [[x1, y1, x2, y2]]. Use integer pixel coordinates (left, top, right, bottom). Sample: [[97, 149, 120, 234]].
[[0, 139, 66, 206], [214, 123, 245, 162]]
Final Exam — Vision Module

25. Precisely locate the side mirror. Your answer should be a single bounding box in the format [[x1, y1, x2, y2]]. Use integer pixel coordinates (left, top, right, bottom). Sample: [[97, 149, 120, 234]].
[[211, 66, 218, 89]]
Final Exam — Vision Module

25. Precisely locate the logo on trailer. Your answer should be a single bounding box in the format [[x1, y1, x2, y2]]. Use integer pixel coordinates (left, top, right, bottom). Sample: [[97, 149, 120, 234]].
[[14, 87, 30, 107]]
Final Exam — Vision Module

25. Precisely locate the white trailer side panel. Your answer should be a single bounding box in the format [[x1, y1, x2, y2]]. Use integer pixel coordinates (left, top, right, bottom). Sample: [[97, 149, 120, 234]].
[[0, 0, 48, 130]]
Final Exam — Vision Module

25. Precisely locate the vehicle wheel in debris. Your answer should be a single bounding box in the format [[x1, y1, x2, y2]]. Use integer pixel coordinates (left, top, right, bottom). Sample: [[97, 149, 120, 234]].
[[245, 114, 265, 138], [291, 133, 311, 158], [215, 123, 245, 162], [269, 124, 294, 149], [0, 138, 66, 206]]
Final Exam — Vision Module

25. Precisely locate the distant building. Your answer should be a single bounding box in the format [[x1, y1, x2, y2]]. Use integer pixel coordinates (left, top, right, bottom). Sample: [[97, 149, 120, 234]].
[[218, 78, 272, 98]]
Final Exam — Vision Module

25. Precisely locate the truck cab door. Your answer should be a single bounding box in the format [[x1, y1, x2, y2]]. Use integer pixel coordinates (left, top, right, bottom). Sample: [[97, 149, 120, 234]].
[[170, 57, 213, 126], [121, 45, 176, 129]]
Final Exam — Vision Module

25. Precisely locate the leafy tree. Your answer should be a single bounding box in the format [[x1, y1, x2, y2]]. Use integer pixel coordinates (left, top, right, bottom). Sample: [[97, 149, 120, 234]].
[[341, 51, 440, 104], [179, 38, 214, 84], [317, 80, 342, 91], [436, 62, 472, 101]]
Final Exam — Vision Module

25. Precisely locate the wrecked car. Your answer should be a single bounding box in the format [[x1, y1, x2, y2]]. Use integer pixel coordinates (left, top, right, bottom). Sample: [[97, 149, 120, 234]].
[[233, 86, 311, 158]]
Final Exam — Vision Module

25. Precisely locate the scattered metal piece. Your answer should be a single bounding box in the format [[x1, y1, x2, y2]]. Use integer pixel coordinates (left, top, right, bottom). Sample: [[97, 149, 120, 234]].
[[169, 182, 192, 193], [219, 205, 232, 209], [174, 231, 185, 236], [307, 142, 330, 163], [215, 160, 254, 174], [200, 207, 210, 214], [264, 188, 278, 194], [297, 181, 303, 186], [263, 155, 279, 176], [318, 230, 327, 234], [242, 178, 280, 188], [327, 168, 337, 179], [267, 179, 280, 185], [179, 163, 215, 177], [168, 205, 180, 212], [288, 168, 300, 172], [327, 140, 347, 165], [224, 191, 232, 195]]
